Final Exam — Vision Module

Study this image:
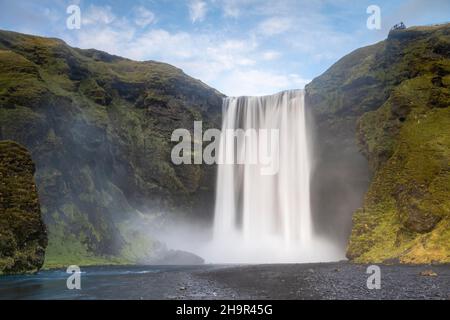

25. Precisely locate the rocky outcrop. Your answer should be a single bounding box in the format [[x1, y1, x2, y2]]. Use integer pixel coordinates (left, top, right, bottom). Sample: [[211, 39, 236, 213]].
[[0, 140, 47, 274], [146, 245, 205, 265], [0, 30, 223, 267], [306, 24, 450, 263]]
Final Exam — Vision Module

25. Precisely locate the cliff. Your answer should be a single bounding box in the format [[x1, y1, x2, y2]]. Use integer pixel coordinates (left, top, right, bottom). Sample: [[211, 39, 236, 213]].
[[306, 24, 450, 263], [0, 140, 47, 274], [0, 30, 223, 267]]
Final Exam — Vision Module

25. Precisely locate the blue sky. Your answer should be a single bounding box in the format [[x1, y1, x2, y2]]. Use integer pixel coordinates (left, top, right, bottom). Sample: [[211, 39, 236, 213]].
[[0, 0, 449, 96]]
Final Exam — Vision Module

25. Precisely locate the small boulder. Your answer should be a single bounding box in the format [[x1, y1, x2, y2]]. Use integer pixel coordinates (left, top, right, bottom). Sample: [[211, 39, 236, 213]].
[[420, 270, 438, 277], [148, 248, 204, 265]]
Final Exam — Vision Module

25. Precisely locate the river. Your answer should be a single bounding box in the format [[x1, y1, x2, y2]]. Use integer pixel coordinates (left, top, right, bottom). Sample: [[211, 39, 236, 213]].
[[0, 263, 448, 300]]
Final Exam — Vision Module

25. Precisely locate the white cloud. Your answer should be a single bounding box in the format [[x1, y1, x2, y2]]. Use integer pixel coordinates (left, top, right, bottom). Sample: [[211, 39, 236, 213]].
[[189, 0, 207, 23], [124, 33, 260, 86], [222, 5, 240, 18], [219, 0, 244, 18], [217, 69, 310, 96], [66, 18, 309, 96], [75, 26, 134, 55], [63, 1, 320, 96], [10, 0, 450, 98], [257, 17, 293, 36], [262, 50, 281, 61], [82, 5, 116, 25], [43, 7, 60, 23], [125, 29, 196, 60], [214, 0, 260, 18], [133, 6, 156, 27], [204, 39, 257, 68], [285, 25, 355, 62]]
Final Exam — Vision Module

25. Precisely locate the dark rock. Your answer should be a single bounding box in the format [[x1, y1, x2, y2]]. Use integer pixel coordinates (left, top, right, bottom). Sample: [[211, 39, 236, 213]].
[[149, 249, 204, 265], [420, 270, 437, 277], [0, 140, 47, 274]]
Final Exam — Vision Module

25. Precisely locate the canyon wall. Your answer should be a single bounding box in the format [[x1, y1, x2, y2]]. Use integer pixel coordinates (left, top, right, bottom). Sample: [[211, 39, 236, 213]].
[[306, 24, 450, 263], [0, 30, 223, 267]]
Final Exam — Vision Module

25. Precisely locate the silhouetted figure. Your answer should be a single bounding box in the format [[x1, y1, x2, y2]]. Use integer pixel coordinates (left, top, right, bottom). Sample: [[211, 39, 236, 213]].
[[391, 22, 406, 31]]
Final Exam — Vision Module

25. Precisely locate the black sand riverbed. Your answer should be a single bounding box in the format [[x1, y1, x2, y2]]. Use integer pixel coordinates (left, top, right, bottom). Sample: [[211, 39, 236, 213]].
[[192, 262, 449, 300], [0, 262, 448, 300]]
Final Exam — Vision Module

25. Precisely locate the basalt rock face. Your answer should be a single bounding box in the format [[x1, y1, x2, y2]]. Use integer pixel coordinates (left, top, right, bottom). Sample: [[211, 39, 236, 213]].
[[306, 24, 450, 263], [0, 140, 47, 274], [0, 30, 223, 267]]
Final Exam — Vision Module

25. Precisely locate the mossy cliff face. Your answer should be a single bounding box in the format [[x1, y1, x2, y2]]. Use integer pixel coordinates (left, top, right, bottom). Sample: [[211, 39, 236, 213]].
[[0, 140, 47, 274], [306, 24, 450, 263], [0, 30, 223, 267]]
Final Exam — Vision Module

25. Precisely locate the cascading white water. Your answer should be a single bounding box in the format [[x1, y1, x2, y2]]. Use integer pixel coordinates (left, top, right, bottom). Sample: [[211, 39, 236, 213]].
[[207, 90, 342, 263]]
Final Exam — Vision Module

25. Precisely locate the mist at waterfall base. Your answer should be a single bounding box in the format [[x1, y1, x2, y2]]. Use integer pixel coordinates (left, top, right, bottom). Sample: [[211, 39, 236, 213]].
[[158, 90, 344, 264]]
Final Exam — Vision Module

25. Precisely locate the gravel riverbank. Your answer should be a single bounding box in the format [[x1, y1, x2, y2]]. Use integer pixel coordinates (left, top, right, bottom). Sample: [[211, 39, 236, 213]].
[[0, 262, 448, 300]]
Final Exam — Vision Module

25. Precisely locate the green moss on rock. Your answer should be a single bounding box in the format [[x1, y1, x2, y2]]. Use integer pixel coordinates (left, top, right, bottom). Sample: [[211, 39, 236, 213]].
[[0, 29, 223, 267], [307, 23, 450, 264], [0, 140, 47, 274]]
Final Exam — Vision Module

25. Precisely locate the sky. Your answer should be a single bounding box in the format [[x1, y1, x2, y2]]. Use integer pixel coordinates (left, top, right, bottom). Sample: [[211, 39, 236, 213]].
[[0, 0, 449, 96]]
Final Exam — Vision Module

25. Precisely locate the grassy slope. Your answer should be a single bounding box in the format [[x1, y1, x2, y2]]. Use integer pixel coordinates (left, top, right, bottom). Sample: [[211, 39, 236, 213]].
[[349, 69, 450, 264], [307, 24, 450, 263]]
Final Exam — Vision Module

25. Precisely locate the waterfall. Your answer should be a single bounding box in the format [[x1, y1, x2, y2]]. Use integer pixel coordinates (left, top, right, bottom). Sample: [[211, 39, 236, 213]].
[[208, 90, 342, 263]]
